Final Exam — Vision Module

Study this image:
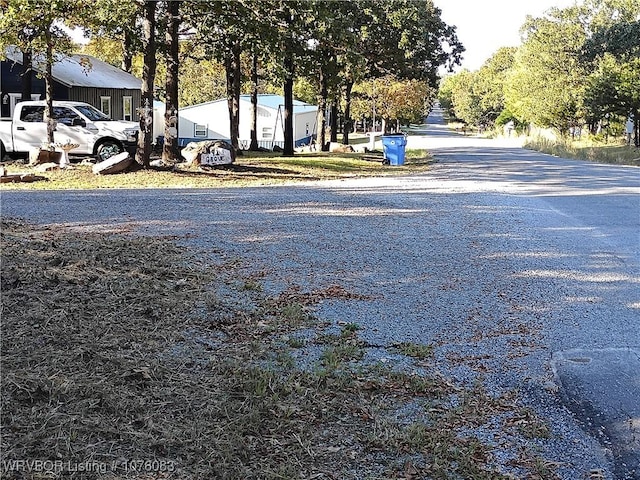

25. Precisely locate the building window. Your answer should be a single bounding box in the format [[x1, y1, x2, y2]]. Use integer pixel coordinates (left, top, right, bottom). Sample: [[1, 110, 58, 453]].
[[100, 96, 111, 118], [123, 96, 132, 121], [8, 93, 21, 117], [6, 94, 41, 118], [262, 127, 272, 139], [194, 124, 207, 137]]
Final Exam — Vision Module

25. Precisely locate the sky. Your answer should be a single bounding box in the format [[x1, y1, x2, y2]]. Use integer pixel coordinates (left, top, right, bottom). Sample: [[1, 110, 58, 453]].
[[433, 0, 580, 71]]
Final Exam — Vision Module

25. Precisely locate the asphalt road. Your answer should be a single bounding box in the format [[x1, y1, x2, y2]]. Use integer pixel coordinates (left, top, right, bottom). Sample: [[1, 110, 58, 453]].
[[2, 106, 639, 479]]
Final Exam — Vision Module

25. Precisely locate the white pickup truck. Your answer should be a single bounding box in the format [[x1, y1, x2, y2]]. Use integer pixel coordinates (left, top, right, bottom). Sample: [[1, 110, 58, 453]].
[[0, 100, 139, 161]]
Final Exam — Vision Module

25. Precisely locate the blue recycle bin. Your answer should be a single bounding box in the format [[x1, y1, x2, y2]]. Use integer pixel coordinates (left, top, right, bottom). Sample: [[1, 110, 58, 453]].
[[381, 134, 407, 166]]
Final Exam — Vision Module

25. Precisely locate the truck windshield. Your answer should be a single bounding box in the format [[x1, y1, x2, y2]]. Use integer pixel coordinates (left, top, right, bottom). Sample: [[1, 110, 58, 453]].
[[75, 104, 111, 121]]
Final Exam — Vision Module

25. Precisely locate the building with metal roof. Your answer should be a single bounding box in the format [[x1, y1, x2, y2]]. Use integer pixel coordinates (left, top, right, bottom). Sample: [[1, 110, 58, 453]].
[[1, 46, 141, 121]]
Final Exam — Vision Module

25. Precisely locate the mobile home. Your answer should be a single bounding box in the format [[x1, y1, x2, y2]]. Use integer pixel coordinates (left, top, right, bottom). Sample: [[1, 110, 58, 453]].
[[177, 94, 317, 149]]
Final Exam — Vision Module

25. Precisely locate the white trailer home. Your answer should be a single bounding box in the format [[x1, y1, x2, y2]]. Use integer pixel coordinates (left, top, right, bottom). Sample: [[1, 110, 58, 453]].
[[176, 94, 317, 149]]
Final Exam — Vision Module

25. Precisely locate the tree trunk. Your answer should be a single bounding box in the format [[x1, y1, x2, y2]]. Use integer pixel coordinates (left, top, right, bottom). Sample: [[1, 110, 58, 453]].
[[316, 68, 328, 151], [342, 80, 353, 145], [225, 40, 241, 151], [44, 28, 55, 145], [135, 0, 157, 168], [162, 0, 180, 163], [249, 52, 259, 151], [122, 31, 133, 73], [282, 47, 294, 156], [21, 50, 32, 102], [634, 111, 639, 148], [329, 101, 338, 143]]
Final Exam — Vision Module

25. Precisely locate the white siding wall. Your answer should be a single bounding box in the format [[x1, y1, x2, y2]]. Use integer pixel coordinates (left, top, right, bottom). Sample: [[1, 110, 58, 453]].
[[179, 101, 229, 141], [153, 101, 165, 140], [294, 110, 317, 146], [238, 104, 279, 147], [177, 99, 317, 148]]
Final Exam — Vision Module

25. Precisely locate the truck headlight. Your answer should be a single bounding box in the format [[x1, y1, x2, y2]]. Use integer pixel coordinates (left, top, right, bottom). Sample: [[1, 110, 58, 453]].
[[124, 129, 138, 143]]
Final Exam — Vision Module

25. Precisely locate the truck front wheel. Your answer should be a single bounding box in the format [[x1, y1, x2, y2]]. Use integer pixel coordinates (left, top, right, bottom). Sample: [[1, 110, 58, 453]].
[[96, 140, 123, 162]]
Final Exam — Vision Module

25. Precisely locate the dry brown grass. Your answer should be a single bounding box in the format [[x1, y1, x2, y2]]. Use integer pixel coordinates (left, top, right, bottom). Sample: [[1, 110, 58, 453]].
[[524, 136, 640, 166], [1, 219, 557, 479]]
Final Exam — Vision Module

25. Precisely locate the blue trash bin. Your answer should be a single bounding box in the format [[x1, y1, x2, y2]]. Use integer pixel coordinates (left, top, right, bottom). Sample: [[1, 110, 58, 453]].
[[381, 134, 407, 166]]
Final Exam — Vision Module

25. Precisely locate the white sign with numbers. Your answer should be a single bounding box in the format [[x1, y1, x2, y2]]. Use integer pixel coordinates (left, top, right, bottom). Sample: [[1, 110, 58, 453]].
[[200, 148, 233, 165]]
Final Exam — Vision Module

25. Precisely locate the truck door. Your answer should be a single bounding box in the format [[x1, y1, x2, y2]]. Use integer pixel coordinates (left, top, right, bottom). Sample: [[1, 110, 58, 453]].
[[12, 105, 90, 153], [12, 105, 46, 152], [51, 106, 90, 152]]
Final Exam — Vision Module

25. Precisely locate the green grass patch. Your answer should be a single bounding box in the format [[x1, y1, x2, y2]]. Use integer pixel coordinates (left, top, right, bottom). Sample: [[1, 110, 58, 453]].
[[341, 322, 361, 334], [286, 336, 306, 348], [241, 279, 263, 291], [393, 341, 434, 359], [320, 343, 365, 369], [278, 301, 309, 325]]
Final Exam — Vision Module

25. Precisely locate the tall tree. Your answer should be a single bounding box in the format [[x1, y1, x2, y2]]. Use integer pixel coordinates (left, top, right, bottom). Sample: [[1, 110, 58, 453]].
[[475, 47, 516, 125], [281, 8, 296, 156], [135, 0, 157, 167], [162, 0, 180, 163], [582, 15, 640, 145], [249, 52, 260, 151], [305, 0, 359, 149], [0, 0, 82, 144], [83, 0, 143, 73], [267, 0, 315, 156], [443, 48, 516, 128], [186, 1, 256, 152], [505, 6, 588, 135], [352, 76, 433, 131], [339, 0, 462, 143], [20, 49, 33, 102], [358, 0, 463, 84]]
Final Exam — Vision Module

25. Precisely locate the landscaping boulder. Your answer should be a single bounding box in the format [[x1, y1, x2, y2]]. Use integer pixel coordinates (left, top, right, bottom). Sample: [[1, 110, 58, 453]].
[[329, 142, 354, 153], [181, 140, 235, 166], [92, 152, 133, 175]]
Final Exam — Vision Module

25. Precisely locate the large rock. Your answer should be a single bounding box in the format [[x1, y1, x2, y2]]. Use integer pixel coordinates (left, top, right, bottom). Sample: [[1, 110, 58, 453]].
[[181, 140, 235, 166], [92, 152, 133, 175], [329, 142, 354, 153]]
